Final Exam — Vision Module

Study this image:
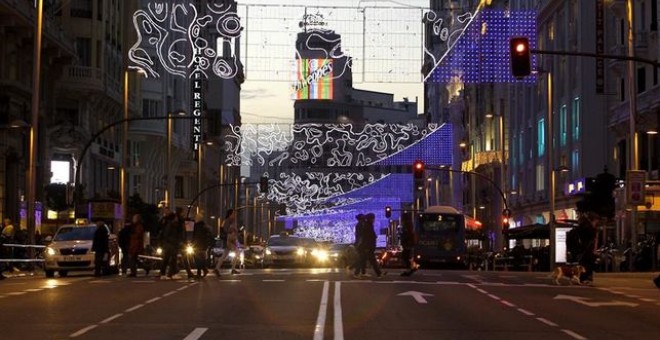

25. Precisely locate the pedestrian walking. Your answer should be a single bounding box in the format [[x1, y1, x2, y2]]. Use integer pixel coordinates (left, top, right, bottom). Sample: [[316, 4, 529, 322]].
[[192, 213, 213, 278], [127, 214, 145, 277], [575, 212, 600, 284], [92, 221, 111, 277], [399, 212, 418, 277], [214, 209, 240, 276], [117, 222, 131, 275], [158, 211, 184, 280], [353, 213, 386, 279], [348, 214, 366, 275]]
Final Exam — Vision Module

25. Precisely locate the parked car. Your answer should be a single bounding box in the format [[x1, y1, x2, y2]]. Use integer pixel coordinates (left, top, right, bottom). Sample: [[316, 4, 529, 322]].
[[43, 223, 120, 278]]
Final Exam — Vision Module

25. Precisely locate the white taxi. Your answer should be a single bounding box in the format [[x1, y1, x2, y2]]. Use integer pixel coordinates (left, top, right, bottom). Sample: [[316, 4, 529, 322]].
[[43, 223, 120, 278]]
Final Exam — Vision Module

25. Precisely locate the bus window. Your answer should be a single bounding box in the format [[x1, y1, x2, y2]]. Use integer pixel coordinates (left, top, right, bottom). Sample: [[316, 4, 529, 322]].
[[419, 214, 462, 232]]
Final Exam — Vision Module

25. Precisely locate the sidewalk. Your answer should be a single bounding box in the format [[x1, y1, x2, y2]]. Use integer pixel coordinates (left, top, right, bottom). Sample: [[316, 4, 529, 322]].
[[593, 272, 660, 289]]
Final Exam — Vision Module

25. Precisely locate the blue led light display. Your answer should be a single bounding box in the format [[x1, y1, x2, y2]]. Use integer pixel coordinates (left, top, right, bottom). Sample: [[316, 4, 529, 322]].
[[429, 9, 537, 84]]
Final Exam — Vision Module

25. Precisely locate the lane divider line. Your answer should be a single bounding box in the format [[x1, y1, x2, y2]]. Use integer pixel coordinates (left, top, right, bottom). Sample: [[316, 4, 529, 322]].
[[487, 294, 500, 300], [70, 325, 97, 338], [100, 313, 123, 324], [146, 297, 161, 304], [163, 291, 177, 297], [183, 327, 208, 340], [517, 308, 535, 316], [125, 304, 144, 313], [263, 279, 285, 282], [334, 282, 344, 340], [536, 317, 558, 327], [562, 329, 588, 340], [500, 300, 516, 307], [313, 281, 330, 340]]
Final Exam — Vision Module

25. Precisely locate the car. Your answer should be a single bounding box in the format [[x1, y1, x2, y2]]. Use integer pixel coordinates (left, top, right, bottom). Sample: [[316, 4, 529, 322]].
[[209, 238, 245, 269], [43, 223, 120, 278], [327, 243, 355, 268], [263, 235, 310, 267]]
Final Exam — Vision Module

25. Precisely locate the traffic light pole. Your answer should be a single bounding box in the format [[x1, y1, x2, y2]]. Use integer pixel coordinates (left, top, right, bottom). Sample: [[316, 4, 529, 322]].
[[427, 166, 509, 211]]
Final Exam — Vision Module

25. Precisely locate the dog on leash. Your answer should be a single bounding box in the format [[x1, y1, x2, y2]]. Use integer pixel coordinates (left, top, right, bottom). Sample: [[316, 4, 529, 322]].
[[549, 264, 586, 285]]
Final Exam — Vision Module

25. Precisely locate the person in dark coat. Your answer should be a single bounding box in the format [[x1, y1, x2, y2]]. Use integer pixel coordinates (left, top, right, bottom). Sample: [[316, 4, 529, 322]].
[[158, 212, 184, 279], [127, 214, 145, 277], [117, 222, 131, 275], [192, 213, 212, 278], [91, 221, 111, 277], [348, 214, 365, 275], [575, 212, 600, 284], [353, 213, 386, 279], [399, 212, 418, 277]]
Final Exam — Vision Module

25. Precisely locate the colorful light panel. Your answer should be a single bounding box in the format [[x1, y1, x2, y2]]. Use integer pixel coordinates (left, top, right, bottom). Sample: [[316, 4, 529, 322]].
[[292, 59, 334, 100]]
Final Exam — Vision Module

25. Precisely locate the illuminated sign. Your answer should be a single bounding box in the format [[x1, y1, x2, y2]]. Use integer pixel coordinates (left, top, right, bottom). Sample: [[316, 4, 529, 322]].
[[293, 59, 334, 100], [192, 50, 203, 151]]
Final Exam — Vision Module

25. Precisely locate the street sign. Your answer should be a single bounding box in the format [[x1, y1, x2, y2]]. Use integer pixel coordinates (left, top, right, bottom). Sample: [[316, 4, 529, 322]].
[[398, 291, 433, 304], [626, 170, 646, 206], [554, 295, 638, 307]]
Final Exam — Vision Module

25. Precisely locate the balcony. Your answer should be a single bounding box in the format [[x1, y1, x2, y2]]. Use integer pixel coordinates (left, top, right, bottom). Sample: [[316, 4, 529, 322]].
[[60, 66, 103, 93], [608, 84, 660, 128]]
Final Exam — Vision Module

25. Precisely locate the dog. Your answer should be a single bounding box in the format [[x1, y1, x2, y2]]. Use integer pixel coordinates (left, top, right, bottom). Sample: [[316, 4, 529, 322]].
[[549, 264, 586, 285]]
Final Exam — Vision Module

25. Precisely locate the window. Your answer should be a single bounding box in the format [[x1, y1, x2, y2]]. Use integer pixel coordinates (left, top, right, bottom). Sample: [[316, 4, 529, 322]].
[[75, 38, 91, 67], [512, 135, 518, 167], [538, 118, 545, 157], [560, 105, 567, 146], [518, 131, 524, 165], [637, 67, 646, 93], [536, 164, 545, 191], [129, 141, 141, 167], [71, 0, 92, 18], [175, 176, 184, 198], [572, 97, 580, 141], [142, 99, 160, 118], [131, 175, 141, 195], [571, 149, 580, 177]]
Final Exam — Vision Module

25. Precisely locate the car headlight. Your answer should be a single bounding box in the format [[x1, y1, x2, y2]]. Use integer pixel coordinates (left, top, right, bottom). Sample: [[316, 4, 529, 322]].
[[265, 248, 272, 255], [46, 247, 56, 256], [296, 247, 305, 256], [156, 247, 163, 255], [255, 255, 261, 260], [185, 245, 194, 255], [229, 251, 236, 258], [314, 249, 329, 261]]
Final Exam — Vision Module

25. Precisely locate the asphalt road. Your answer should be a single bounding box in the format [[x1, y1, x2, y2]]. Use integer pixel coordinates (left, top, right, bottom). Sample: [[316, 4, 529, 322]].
[[1, 269, 659, 340]]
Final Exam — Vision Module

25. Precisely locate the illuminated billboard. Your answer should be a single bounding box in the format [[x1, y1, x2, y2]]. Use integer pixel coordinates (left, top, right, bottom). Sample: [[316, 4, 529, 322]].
[[292, 59, 334, 100]]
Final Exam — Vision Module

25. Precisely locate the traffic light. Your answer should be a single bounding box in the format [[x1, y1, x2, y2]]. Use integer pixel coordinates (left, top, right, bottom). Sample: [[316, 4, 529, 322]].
[[593, 168, 617, 219], [510, 37, 531, 78], [502, 208, 511, 232], [385, 206, 392, 218], [413, 160, 425, 191], [260, 176, 269, 194]]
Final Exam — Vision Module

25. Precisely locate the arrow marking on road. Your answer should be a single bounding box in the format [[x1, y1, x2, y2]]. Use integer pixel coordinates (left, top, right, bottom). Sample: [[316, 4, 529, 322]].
[[398, 291, 433, 304], [554, 294, 638, 307]]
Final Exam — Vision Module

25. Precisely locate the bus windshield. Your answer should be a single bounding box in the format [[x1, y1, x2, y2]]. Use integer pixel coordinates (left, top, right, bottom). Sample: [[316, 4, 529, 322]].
[[418, 213, 463, 233]]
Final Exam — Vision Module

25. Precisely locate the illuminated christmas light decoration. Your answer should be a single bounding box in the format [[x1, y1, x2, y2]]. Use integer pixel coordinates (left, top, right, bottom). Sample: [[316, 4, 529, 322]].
[[128, 2, 242, 79], [426, 8, 537, 84]]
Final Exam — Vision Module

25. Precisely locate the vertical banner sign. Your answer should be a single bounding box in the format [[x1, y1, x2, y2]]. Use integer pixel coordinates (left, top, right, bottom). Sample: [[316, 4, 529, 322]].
[[626, 170, 646, 206], [596, 0, 605, 94], [192, 50, 203, 153]]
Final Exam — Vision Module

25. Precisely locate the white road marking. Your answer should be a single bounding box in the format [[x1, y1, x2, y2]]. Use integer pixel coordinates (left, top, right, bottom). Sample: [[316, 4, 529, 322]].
[[334, 282, 344, 340], [100, 313, 123, 324], [536, 317, 558, 327], [163, 291, 177, 297], [517, 308, 535, 316], [476, 288, 488, 294], [313, 281, 330, 340], [561, 329, 587, 340], [624, 295, 640, 298], [639, 298, 655, 302], [69, 325, 97, 338], [146, 297, 161, 304], [125, 304, 144, 312], [183, 327, 208, 340], [487, 294, 500, 300], [501, 300, 516, 307], [6, 292, 27, 296], [24, 288, 43, 292], [263, 279, 285, 282]]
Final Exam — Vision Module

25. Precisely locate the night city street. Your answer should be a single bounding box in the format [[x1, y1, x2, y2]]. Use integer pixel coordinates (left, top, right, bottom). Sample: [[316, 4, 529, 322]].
[[1, 269, 659, 340]]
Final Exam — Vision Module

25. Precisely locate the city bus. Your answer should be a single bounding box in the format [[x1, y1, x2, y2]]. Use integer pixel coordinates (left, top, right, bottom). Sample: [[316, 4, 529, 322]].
[[414, 205, 482, 267]]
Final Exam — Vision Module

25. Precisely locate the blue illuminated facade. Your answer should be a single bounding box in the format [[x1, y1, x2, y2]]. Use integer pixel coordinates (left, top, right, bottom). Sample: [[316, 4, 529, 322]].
[[429, 9, 537, 84]]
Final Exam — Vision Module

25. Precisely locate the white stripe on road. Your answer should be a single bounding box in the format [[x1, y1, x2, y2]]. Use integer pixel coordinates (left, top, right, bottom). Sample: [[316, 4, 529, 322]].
[[125, 304, 144, 312], [561, 329, 587, 340], [536, 317, 558, 327], [517, 308, 535, 316], [146, 297, 161, 304], [163, 291, 177, 297], [487, 294, 500, 300], [24, 288, 43, 292], [6, 292, 26, 296], [100, 313, 123, 324], [263, 279, 285, 282], [313, 281, 330, 340], [334, 282, 344, 340], [70, 325, 97, 338], [183, 327, 208, 340], [500, 300, 516, 307], [639, 298, 655, 302]]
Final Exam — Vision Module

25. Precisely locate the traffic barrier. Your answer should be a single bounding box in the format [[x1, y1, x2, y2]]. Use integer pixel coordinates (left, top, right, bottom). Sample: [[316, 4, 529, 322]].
[[1, 244, 46, 263]]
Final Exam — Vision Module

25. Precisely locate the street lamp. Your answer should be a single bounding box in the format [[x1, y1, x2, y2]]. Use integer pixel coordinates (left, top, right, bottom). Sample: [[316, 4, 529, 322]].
[[196, 138, 215, 215], [121, 69, 146, 226], [165, 110, 187, 209], [27, 0, 44, 259]]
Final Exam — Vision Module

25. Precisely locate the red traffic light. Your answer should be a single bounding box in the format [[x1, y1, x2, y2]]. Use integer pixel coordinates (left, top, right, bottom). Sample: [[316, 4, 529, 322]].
[[413, 160, 425, 178], [385, 206, 392, 218], [510, 37, 531, 78]]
